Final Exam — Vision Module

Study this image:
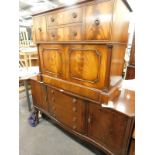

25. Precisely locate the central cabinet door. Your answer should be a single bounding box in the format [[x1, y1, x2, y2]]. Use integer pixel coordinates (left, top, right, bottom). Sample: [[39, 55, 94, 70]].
[[39, 44, 65, 79], [88, 102, 129, 155], [48, 87, 86, 133], [66, 45, 110, 89]]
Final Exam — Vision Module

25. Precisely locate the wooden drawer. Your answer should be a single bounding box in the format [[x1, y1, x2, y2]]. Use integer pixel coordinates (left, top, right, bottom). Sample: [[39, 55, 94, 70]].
[[85, 0, 113, 40], [46, 13, 60, 27], [63, 7, 83, 25], [64, 24, 82, 41], [47, 28, 64, 41], [48, 87, 86, 133], [33, 16, 47, 41], [88, 102, 132, 155]]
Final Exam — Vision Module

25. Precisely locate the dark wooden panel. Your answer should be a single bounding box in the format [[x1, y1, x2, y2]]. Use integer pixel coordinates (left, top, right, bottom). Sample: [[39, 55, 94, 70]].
[[126, 65, 135, 80], [30, 80, 48, 111], [88, 102, 131, 155]]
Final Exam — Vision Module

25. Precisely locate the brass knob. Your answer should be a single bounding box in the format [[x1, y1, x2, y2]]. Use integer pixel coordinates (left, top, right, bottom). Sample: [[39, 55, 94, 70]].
[[72, 12, 77, 18], [52, 98, 55, 102], [51, 17, 55, 22], [53, 113, 56, 117], [51, 90, 54, 94], [38, 27, 42, 32], [95, 19, 100, 26], [72, 117, 77, 122], [51, 33, 55, 38], [73, 31, 77, 37], [73, 125, 76, 129], [53, 106, 56, 110], [72, 107, 77, 112], [72, 98, 77, 103]]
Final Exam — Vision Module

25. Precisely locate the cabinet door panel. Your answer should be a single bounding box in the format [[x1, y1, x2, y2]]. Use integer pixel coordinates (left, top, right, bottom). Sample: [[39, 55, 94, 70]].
[[85, 0, 113, 40], [88, 103, 129, 155], [67, 45, 110, 89], [39, 45, 65, 78], [30, 80, 48, 111]]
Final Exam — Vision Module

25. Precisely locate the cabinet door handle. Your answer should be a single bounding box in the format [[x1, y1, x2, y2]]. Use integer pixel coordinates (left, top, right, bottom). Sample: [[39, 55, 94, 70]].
[[72, 98, 77, 103], [95, 19, 100, 26]]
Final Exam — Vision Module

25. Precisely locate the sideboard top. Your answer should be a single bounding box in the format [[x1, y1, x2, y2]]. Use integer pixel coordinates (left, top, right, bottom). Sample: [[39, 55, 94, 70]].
[[32, 0, 132, 17]]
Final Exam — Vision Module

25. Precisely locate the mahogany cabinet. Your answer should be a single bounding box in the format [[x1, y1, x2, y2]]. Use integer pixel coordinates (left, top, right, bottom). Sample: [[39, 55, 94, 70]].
[[30, 0, 134, 155]]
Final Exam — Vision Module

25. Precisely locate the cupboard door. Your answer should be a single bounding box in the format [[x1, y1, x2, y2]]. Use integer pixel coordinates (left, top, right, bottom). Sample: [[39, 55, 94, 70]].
[[39, 44, 65, 78], [33, 16, 47, 41], [85, 0, 113, 40], [30, 80, 48, 111], [48, 87, 86, 133], [67, 45, 110, 89], [88, 103, 130, 155]]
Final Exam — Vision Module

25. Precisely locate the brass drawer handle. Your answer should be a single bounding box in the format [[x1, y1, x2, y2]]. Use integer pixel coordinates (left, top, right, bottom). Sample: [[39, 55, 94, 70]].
[[73, 31, 77, 37], [88, 116, 91, 124], [95, 19, 100, 26], [73, 125, 77, 130], [72, 117, 77, 122], [72, 107, 77, 112], [51, 33, 55, 38], [51, 90, 54, 94], [51, 17, 55, 22], [72, 12, 77, 18], [72, 98, 77, 103], [52, 98, 55, 102], [38, 27, 42, 32]]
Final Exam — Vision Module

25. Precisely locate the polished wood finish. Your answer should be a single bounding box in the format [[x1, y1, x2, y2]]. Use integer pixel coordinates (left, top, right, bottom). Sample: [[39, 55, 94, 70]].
[[32, 0, 130, 43], [30, 0, 133, 154], [30, 77, 135, 155]]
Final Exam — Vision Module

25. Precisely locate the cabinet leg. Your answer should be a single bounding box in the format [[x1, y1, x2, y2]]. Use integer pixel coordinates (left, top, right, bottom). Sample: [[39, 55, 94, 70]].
[[34, 108, 39, 124]]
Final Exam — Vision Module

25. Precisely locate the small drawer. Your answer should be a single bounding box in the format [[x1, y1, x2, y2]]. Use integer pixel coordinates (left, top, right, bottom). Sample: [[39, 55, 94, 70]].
[[47, 28, 63, 41], [64, 24, 82, 41], [63, 7, 83, 24], [46, 13, 58, 27]]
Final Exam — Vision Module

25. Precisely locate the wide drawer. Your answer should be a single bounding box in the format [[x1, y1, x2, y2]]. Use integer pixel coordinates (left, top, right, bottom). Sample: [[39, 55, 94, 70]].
[[47, 86, 86, 133]]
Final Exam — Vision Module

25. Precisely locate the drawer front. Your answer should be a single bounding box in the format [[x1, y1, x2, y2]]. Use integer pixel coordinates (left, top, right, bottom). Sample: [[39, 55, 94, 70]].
[[48, 87, 86, 133], [85, 0, 113, 40], [46, 13, 58, 27], [63, 7, 83, 24], [33, 16, 47, 41], [88, 103, 130, 155], [47, 28, 64, 41], [64, 24, 82, 41]]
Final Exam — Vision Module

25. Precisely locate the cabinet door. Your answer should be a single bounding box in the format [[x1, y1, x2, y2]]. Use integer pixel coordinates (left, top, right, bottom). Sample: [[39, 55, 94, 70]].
[[48, 87, 86, 133], [39, 44, 65, 79], [85, 0, 113, 40], [30, 80, 48, 111], [88, 103, 130, 155], [33, 15, 47, 41], [66, 45, 110, 89]]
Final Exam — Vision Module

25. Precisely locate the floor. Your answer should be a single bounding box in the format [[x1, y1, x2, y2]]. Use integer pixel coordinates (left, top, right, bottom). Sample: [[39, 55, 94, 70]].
[[19, 91, 105, 155]]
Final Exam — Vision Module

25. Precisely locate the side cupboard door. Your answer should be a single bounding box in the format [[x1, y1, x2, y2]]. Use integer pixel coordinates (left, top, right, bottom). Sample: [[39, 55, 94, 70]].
[[39, 44, 66, 79]]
